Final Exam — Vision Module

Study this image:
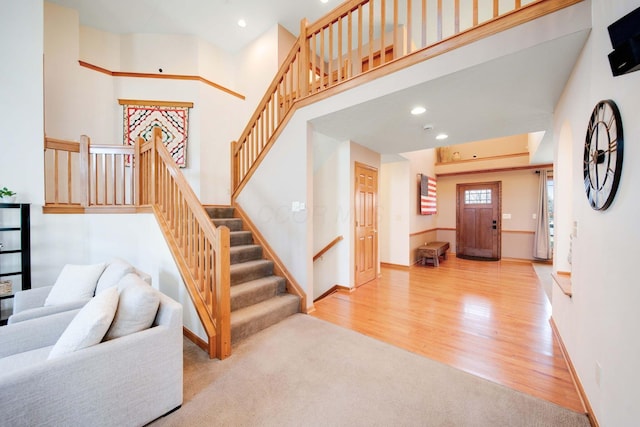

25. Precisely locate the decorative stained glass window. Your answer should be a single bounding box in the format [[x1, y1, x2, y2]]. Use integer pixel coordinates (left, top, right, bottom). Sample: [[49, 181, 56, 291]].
[[465, 189, 492, 204]]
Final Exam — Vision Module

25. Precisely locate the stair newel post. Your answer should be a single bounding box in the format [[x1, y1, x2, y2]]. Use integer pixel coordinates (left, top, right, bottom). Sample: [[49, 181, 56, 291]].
[[79, 135, 90, 207], [299, 18, 310, 98], [215, 225, 232, 359]]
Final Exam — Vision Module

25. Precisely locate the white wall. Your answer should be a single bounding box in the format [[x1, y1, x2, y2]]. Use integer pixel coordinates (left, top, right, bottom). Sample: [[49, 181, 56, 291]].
[[44, 2, 250, 204], [313, 135, 350, 299], [236, 116, 313, 307], [379, 160, 411, 266], [552, 1, 640, 426], [0, 0, 44, 319], [0, 0, 44, 203]]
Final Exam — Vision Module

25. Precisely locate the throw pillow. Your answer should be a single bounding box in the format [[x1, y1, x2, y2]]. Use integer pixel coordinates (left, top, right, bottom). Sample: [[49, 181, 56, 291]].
[[95, 258, 135, 295], [44, 263, 107, 306], [48, 287, 119, 359], [104, 273, 160, 340]]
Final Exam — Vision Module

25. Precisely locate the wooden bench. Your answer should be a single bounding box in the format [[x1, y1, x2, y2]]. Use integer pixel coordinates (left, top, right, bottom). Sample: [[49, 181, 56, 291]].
[[417, 241, 450, 267]]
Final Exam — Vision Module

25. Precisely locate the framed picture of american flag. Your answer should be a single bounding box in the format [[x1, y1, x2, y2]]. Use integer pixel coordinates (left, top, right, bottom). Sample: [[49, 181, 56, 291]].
[[420, 174, 437, 215]]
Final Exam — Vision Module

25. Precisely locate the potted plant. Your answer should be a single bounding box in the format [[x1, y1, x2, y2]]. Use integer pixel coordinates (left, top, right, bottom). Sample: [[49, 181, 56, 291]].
[[0, 187, 16, 203]]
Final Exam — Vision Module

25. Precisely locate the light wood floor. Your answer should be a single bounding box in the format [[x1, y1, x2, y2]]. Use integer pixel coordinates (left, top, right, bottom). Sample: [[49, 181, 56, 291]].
[[311, 257, 584, 413]]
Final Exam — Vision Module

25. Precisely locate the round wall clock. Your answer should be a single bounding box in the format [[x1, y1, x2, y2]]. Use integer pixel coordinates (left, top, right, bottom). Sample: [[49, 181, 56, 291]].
[[583, 99, 624, 211]]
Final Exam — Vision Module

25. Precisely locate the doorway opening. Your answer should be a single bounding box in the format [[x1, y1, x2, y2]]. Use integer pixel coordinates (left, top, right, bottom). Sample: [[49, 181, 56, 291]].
[[456, 181, 501, 260]]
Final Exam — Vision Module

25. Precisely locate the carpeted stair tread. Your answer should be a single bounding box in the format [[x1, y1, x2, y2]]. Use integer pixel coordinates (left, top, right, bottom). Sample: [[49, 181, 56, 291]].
[[231, 276, 286, 311], [230, 231, 253, 247], [231, 294, 300, 344], [230, 259, 274, 286], [205, 206, 235, 219], [230, 245, 263, 264], [211, 217, 243, 232]]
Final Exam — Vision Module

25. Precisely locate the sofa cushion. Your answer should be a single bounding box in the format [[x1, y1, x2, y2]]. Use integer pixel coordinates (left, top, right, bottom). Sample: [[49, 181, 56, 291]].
[[44, 263, 106, 306], [104, 274, 160, 340], [95, 258, 135, 295], [48, 287, 119, 359]]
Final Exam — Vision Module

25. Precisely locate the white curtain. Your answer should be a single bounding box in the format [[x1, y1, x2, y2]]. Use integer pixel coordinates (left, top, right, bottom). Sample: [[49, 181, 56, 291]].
[[533, 169, 551, 260]]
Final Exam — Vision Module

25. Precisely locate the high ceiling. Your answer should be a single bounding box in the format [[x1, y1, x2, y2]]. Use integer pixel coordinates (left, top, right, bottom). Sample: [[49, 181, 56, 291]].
[[46, 0, 337, 53], [45, 0, 591, 163]]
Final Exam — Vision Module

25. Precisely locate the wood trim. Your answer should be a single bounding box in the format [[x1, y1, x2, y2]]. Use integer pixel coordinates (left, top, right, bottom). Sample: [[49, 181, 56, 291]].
[[552, 271, 572, 297], [42, 205, 85, 214], [313, 235, 344, 261], [44, 137, 80, 152], [183, 327, 208, 353], [79, 60, 245, 100], [234, 203, 308, 313], [118, 98, 194, 108], [313, 284, 353, 302], [435, 152, 529, 166], [380, 262, 410, 270], [436, 163, 554, 178], [409, 228, 438, 237], [503, 229, 535, 235], [43, 205, 153, 214], [409, 227, 536, 237], [550, 318, 597, 426]]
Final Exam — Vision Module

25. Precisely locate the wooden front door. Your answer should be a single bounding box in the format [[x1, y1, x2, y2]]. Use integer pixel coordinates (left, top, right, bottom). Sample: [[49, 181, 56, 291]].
[[456, 182, 501, 260], [355, 162, 378, 286]]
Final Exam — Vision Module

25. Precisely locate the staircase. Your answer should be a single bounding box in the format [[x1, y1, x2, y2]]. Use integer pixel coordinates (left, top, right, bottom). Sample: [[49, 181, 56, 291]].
[[206, 206, 300, 344]]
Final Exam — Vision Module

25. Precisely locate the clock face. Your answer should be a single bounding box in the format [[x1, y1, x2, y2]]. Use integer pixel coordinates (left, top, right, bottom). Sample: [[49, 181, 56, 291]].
[[583, 100, 624, 211]]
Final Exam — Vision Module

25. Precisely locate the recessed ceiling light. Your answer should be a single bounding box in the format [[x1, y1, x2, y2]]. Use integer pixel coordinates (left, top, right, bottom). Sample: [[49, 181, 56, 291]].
[[237, 19, 247, 28], [411, 106, 426, 115], [436, 133, 449, 140], [320, 0, 329, 3]]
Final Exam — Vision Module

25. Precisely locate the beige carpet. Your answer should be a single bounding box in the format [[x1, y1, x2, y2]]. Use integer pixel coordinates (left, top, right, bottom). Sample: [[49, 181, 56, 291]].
[[151, 314, 589, 427]]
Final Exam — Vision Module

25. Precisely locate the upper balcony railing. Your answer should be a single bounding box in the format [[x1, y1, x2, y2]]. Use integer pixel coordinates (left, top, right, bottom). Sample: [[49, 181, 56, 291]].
[[231, 0, 582, 198], [44, 136, 139, 212]]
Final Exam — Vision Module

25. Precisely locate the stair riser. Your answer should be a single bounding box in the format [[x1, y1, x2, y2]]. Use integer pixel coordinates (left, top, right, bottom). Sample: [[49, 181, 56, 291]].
[[212, 218, 243, 232], [231, 263, 274, 286], [231, 278, 286, 311], [230, 232, 253, 246], [231, 298, 299, 343], [230, 246, 263, 265]]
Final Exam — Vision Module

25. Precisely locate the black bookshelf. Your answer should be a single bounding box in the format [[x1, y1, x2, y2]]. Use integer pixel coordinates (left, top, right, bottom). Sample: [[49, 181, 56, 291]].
[[0, 203, 31, 325]]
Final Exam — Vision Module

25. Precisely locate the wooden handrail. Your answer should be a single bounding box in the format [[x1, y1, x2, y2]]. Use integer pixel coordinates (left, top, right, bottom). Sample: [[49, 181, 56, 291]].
[[44, 137, 81, 152], [231, 0, 583, 199], [140, 127, 231, 359], [313, 235, 344, 261]]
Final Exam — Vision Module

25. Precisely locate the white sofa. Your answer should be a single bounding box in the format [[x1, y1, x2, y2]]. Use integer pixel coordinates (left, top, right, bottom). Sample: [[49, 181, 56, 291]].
[[0, 287, 183, 426], [9, 259, 151, 324]]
